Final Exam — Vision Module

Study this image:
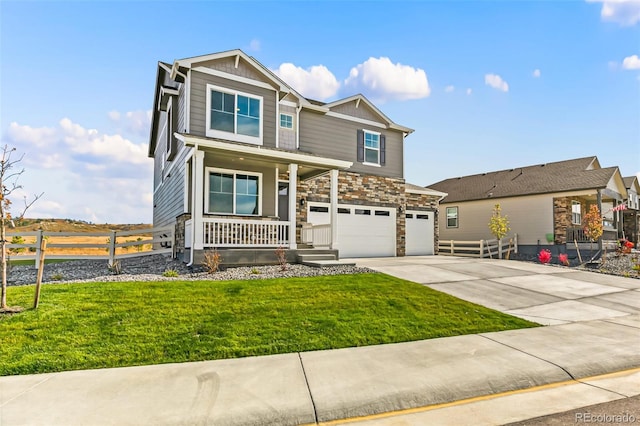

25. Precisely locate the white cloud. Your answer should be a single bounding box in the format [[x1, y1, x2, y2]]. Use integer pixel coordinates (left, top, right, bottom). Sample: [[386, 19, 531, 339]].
[[466, 88, 472, 95], [484, 73, 509, 92], [108, 109, 152, 137], [622, 54, 640, 69], [444, 85, 455, 93], [3, 117, 153, 223], [343, 57, 430, 102], [586, 0, 640, 26], [273, 63, 340, 100], [532, 69, 541, 78]]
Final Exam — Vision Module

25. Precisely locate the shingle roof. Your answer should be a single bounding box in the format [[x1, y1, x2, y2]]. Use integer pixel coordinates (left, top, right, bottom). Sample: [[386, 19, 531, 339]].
[[623, 176, 637, 188], [427, 156, 619, 204]]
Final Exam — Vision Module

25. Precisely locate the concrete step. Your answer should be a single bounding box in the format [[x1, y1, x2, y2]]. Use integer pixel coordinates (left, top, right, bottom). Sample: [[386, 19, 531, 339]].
[[301, 259, 357, 268], [298, 254, 337, 262]]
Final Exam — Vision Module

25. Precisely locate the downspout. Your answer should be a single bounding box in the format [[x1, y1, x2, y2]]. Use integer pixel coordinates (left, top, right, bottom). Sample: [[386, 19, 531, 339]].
[[187, 143, 198, 266], [296, 105, 301, 149]]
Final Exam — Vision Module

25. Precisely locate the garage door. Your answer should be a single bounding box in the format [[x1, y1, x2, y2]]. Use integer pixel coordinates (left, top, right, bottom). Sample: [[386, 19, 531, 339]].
[[405, 210, 434, 255], [307, 202, 396, 258]]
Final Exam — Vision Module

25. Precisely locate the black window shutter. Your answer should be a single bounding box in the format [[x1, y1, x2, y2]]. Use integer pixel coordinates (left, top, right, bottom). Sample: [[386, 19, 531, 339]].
[[357, 129, 364, 162], [380, 134, 386, 166]]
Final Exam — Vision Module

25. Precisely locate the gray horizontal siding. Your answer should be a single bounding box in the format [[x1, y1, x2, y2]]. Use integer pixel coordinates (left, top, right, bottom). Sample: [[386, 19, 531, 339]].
[[299, 110, 404, 179], [189, 71, 277, 148], [330, 102, 381, 122], [177, 83, 186, 133], [153, 146, 190, 229]]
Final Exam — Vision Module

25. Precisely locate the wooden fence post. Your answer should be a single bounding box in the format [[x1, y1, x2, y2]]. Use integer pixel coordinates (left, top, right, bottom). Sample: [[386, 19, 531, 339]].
[[514, 233, 518, 254], [108, 230, 116, 267], [33, 238, 47, 309], [450, 240, 454, 255]]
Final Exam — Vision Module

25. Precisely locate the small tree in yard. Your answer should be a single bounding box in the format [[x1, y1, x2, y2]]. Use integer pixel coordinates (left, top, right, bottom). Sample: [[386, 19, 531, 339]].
[[0, 145, 43, 312], [488, 204, 510, 258], [583, 204, 603, 261]]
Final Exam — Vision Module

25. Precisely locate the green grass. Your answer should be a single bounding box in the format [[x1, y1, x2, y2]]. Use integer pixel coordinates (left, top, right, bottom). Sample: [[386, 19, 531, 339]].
[[0, 274, 538, 376], [9, 259, 73, 266]]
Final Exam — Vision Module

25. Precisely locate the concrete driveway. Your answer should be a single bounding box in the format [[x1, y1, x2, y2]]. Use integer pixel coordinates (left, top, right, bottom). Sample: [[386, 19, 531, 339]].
[[354, 256, 640, 325]]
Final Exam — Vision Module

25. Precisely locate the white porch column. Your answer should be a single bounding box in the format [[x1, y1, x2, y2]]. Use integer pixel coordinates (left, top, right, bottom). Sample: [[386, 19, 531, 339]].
[[193, 150, 205, 250], [288, 163, 298, 249], [330, 169, 339, 250]]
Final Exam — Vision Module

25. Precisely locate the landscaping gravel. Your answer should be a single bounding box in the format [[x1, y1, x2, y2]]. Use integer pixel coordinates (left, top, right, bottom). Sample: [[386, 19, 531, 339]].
[[6, 254, 375, 286]]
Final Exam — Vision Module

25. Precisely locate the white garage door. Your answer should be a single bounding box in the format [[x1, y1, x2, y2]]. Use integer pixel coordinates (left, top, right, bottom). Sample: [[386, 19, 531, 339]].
[[405, 210, 435, 255], [307, 202, 396, 258]]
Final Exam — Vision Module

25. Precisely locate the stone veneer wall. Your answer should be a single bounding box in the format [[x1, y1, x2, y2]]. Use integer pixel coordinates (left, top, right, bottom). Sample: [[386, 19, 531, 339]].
[[175, 213, 191, 255], [406, 192, 442, 255], [297, 171, 407, 255]]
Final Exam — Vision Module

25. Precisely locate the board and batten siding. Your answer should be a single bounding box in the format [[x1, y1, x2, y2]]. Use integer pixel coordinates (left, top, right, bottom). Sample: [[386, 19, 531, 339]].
[[299, 110, 404, 179], [177, 83, 186, 133], [439, 194, 556, 246], [189, 71, 277, 148], [330, 102, 382, 122]]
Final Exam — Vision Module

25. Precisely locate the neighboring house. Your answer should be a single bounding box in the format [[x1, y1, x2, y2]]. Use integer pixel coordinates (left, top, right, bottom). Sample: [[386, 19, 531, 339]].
[[148, 49, 445, 265], [623, 176, 640, 245], [426, 156, 628, 255]]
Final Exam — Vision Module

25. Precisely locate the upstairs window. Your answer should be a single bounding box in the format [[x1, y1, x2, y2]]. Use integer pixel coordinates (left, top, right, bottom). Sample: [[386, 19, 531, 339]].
[[280, 113, 293, 129], [206, 84, 262, 145], [357, 129, 386, 166]]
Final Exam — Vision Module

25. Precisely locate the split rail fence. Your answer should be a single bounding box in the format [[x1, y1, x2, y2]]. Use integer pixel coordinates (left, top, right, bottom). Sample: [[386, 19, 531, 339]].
[[5, 226, 174, 267], [438, 234, 518, 259]]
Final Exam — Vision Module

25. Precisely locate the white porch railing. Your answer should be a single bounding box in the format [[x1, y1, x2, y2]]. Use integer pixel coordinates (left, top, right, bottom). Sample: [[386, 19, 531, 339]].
[[301, 223, 332, 248], [194, 218, 289, 248]]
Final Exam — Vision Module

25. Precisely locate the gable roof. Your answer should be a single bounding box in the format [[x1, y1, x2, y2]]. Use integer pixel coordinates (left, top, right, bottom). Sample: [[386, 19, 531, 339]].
[[427, 156, 624, 204], [624, 176, 639, 190]]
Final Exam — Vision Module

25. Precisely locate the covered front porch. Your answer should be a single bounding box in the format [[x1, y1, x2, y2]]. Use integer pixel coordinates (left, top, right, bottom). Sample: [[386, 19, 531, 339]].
[[176, 134, 352, 265]]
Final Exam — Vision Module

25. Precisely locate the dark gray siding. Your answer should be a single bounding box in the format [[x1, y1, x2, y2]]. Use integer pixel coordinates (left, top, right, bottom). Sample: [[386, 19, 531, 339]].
[[299, 110, 404, 179], [189, 71, 277, 148], [177, 83, 186, 133]]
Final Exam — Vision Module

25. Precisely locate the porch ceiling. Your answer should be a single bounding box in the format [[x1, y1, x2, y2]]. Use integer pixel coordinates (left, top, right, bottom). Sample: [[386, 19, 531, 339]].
[[178, 133, 352, 180]]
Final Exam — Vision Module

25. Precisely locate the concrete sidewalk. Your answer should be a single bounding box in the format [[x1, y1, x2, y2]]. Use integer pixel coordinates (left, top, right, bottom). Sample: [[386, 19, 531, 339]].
[[1, 257, 639, 425]]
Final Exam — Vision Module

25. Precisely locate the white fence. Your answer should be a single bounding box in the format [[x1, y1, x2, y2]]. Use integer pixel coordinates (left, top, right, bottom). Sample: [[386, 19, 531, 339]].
[[301, 223, 331, 248], [438, 234, 518, 258], [6, 226, 174, 266]]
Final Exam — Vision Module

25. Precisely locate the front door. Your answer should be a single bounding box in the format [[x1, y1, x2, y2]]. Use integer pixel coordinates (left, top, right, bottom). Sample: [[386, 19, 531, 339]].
[[278, 182, 289, 221]]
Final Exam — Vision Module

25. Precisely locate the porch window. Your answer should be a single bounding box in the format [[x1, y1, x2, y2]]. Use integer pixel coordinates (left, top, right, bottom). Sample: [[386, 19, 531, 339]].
[[206, 84, 262, 145], [206, 168, 261, 215], [446, 207, 458, 228], [571, 201, 581, 225]]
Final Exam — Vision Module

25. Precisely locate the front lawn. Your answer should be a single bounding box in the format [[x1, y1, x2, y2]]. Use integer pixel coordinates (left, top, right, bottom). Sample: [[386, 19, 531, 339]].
[[0, 274, 538, 375]]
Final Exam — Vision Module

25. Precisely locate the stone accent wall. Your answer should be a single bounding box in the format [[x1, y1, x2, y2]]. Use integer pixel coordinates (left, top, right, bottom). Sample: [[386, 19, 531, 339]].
[[297, 171, 407, 255], [406, 192, 442, 253], [175, 213, 191, 255], [553, 197, 571, 244]]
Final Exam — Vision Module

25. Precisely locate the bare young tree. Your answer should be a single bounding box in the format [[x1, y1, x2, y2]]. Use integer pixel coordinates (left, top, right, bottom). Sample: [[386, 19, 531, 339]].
[[0, 145, 43, 311]]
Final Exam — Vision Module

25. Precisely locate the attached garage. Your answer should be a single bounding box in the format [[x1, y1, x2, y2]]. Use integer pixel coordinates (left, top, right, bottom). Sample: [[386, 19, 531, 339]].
[[307, 202, 396, 258], [405, 210, 435, 255]]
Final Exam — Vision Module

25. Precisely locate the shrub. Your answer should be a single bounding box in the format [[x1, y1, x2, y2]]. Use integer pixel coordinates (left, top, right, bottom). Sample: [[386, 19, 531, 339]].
[[558, 253, 569, 266], [275, 246, 288, 271], [9, 236, 25, 254], [538, 249, 552, 264], [203, 250, 222, 274], [51, 273, 63, 281], [250, 268, 260, 275], [162, 269, 179, 278]]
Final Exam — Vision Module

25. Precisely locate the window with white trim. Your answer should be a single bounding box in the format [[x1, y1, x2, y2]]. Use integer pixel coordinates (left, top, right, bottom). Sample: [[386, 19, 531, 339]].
[[571, 201, 581, 225], [205, 168, 262, 215], [446, 207, 458, 228], [206, 84, 263, 145], [357, 129, 386, 166], [280, 113, 293, 129]]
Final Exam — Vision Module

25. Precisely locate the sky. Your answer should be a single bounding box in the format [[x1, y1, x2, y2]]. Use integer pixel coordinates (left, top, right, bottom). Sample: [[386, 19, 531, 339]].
[[1, 0, 639, 224]]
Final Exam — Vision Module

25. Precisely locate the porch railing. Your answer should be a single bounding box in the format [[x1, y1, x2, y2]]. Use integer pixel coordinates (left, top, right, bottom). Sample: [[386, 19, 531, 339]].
[[198, 218, 289, 248], [567, 227, 619, 244], [301, 223, 332, 248]]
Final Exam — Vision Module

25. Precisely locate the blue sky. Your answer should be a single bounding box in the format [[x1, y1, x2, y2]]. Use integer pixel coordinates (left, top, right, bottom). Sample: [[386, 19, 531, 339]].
[[1, 0, 639, 223]]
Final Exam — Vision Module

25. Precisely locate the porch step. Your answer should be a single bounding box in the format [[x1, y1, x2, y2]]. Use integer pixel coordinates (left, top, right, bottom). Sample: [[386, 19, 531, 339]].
[[301, 259, 357, 268], [298, 254, 337, 262]]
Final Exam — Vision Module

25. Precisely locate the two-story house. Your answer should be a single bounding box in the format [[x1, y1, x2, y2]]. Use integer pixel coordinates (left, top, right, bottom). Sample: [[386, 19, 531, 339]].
[[148, 49, 445, 265]]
